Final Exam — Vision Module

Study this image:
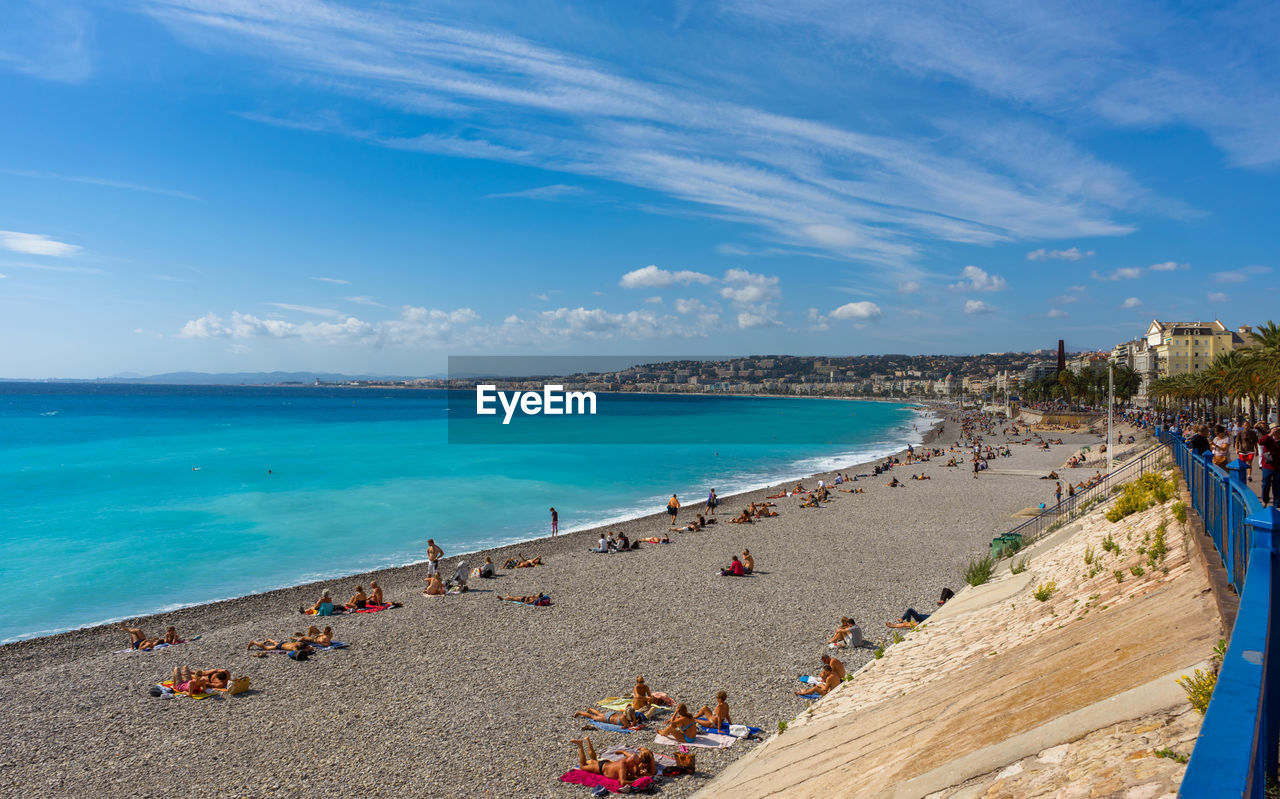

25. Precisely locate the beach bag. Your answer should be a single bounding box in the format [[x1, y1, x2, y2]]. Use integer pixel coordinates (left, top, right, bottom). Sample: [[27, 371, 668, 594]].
[[674, 751, 696, 771], [226, 676, 250, 695]]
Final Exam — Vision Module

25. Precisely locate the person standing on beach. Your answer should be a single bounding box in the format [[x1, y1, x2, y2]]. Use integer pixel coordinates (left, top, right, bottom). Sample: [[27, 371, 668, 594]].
[[550, 507, 558, 536], [426, 539, 443, 576], [667, 494, 680, 526], [705, 489, 718, 516], [1055, 482, 1062, 504]]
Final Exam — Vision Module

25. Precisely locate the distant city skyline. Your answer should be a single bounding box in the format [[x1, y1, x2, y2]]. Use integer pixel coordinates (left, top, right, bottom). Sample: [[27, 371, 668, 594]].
[[1, 1, 1276, 378]]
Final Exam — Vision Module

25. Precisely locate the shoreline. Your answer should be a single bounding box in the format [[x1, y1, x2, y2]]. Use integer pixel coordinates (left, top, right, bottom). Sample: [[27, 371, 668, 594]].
[[0, 406, 945, 650]]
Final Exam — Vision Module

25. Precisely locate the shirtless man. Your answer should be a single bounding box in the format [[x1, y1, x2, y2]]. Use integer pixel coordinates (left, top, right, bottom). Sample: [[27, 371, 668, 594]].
[[423, 574, 446, 596], [426, 539, 444, 577], [573, 705, 638, 727], [367, 580, 384, 605], [657, 704, 699, 743], [795, 665, 840, 696], [821, 653, 845, 681], [570, 738, 634, 787], [163, 626, 181, 644], [119, 624, 148, 650], [696, 691, 731, 730], [515, 556, 543, 568], [741, 549, 754, 573], [497, 593, 549, 605]]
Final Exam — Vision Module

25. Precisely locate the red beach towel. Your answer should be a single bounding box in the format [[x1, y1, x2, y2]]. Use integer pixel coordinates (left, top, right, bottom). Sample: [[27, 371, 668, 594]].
[[559, 770, 653, 792]]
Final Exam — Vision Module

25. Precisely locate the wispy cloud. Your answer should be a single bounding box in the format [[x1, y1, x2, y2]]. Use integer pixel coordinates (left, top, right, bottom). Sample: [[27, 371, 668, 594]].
[[1027, 246, 1095, 261], [310, 276, 350, 285], [1047, 308, 1068, 318], [1092, 267, 1142, 281], [485, 184, 587, 201], [143, 0, 1160, 272], [1214, 265, 1271, 283], [1207, 292, 1228, 302], [619, 265, 714, 289], [964, 300, 995, 315], [344, 295, 385, 307], [0, 2, 94, 82], [266, 302, 346, 318], [0, 259, 101, 274], [1121, 297, 1142, 308], [0, 230, 81, 257], [0, 168, 199, 200]]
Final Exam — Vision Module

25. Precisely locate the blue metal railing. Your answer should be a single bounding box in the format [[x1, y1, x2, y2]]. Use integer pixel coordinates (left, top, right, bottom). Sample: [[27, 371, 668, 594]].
[[1159, 427, 1280, 797]]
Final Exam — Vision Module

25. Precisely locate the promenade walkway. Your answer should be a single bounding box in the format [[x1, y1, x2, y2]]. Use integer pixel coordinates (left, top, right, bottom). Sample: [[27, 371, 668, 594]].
[[694, 471, 1224, 798]]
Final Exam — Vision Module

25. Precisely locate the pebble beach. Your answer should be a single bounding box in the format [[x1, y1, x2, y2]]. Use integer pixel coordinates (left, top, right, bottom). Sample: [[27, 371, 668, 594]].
[[0, 414, 1116, 799]]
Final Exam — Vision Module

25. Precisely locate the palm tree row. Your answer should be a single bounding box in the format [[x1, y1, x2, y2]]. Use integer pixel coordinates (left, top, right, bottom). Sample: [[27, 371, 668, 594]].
[[1148, 321, 1280, 422], [1021, 363, 1142, 406]]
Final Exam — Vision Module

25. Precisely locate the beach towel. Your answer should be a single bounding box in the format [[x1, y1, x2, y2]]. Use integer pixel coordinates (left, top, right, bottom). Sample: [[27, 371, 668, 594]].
[[598, 698, 669, 716], [502, 598, 552, 607], [599, 745, 676, 770], [312, 641, 348, 651], [799, 675, 823, 685], [653, 732, 736, 749], [158, 679, 214, 700], [797, 692, 821, 700], [116, 635, 202, 654], [559, 770, 653, 793], [587, 720, 636, 734], [355, 603, 397, 613], [696, 719, 761, 737]]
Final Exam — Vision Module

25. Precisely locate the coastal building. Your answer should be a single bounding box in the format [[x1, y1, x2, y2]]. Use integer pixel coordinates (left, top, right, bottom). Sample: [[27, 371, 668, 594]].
[[1022, 361, 1057, 384], [1143, 319, 1252, 377]]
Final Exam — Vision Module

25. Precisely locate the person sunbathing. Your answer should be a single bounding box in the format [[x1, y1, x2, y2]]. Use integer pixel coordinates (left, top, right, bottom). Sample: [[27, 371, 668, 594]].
[[741, 549, 754, 573], [885, 476, 902, 487], [163, 626, 181, 644], [639, 534, 671, 544], [796, 665, 840, 696], [720, 555, 747, 576], [119, 624, 148, 650], [657, 704, 699, 743], [573, 705, 638, 727], [632, 749, 657, 778], [728, 509, 753, 523], [754, 504, 779, 517], [498, 593, 551, 605], [515, 555, 544, 568], [423, 574, 446, 596], [838, 487, 864, 493], [632, 676, 653, 711], [345, 585, 368, 610], [293, 626, 333, 646], [474, 557, 496, 578], [367, 580, 384, 605], [569, 738, 634, 787], [799, 494, 823, 508], [822, 653, 845, 681], [766, 490, 788, 499], [169, 666, 210, 695], [247, 638, 313, 653], [304, 590, 335, 616], [695, 691, 731, 730], [185, 667, 232, 690]]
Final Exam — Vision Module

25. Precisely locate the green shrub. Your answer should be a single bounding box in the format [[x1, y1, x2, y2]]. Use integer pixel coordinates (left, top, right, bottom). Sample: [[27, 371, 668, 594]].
[[1033, 581, 1057, 602], [1114, 569, 1125, 583], [891, 631, 904, 644], [873, 645, 884, 660], [1172, 502, 1187, 524], [1106, 471, 1177, 522], [1011, 556, 1029, 575], [1084, 544, 1095, 565], [1154, 748, 1188, 764], [1148, 523, 1168, 567], [778, 720, 788, 733], [965, 556, 995, 586], [1130, 565, 1145, 577], [1179, 668, 1217, 714]]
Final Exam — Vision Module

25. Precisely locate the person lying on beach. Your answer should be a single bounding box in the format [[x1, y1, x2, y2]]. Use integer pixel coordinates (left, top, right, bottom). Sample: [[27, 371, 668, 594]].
[[720, 555, 747, 576], [119, 624, 148, 649], [695, 691, 731, 730], [885, 476, 902, 487], [1040, 470, 1061, 480], [639, 534, 671, 544], [574, 705, 640, 727], [513, 555, 543, 568], [570, 738, 635, 787], [728, 509, 753, 523], [838, 487, 865, 493], [910, 473, 930, 480], [247, 638, 313, 653], [766, 490, 789, 499], [423, 574, 446, 596], [163, 626, 181, 645], [345, 585, 368, 610], [497, 593, 551, 606], [672, 514, 706, 532], [293, 626, 334, 647], [169, 666, 211, 695], [752, 502, 780, 517], [657, 704, 699, 743], [887, 588, 954, 628], [367, 581, 384, 605], [796, 665, 840, 696], [741, 549, 754, 573]]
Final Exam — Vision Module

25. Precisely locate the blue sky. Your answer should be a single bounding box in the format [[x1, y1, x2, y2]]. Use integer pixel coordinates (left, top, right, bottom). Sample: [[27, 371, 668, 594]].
[[0, 0, 1276, 377]]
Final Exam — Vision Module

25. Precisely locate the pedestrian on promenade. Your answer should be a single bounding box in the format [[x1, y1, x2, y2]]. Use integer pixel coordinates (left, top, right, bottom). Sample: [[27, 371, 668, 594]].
[[550, 507, 558, 536], [1261, 426, 1279, 507]]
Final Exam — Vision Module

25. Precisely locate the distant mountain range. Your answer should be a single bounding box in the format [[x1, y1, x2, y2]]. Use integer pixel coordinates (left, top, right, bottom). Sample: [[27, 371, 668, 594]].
[[0, 371, 434, 385]]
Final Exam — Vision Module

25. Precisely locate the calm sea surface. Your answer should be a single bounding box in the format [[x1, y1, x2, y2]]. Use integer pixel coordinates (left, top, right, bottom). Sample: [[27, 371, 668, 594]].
[[0, 383, 927, 642]]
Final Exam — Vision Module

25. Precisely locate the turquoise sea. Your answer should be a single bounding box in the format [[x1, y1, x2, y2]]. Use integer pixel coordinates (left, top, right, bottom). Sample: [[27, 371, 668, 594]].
[[0, 383, 928, 643]]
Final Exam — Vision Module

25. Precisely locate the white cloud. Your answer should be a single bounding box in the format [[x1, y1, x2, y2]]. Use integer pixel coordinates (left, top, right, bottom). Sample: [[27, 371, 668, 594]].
[[1148, 261, 1186, 271], [1207, 292, 1228, 302], [719, 268, 780, 304], [266, 302, 347, 318], [950, 265, 1007, 292], [1121, 297, 1142, 308], [1050, 294, 1078, 305], [178, 306, 479, 346], [829, 301, 883, 320], [1093, 267, 1142, 281], [0, 230, 81, 257], [1214, 265, 1271, 283], [674, 298, 718, 315], [737, 311, 778, 328], [1027, 247, 1095, 261], [619, 265, 714, 289], [964, 300, 995, 315], [806, 308, 830, 331], [344, 295, 385, 307], [898, 280, 920, 294], [1047, 308, 1068, 318], [500, 306, 719, 340], [309, 276, 350, 285], [644, 296, 663, 304], [485, 184, 586, 201]]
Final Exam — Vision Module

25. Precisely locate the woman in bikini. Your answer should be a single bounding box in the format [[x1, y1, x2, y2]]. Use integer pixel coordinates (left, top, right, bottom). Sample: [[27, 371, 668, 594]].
[[345, 585, 368, 610], [569, 737, 634, 786], [423, 574, 446, 596], [632, 676, 653, 711], [573, 705, 638, 727], [696, 691, 731, 730], [658, 704, 698, 743], [247, 638, 311, 652]]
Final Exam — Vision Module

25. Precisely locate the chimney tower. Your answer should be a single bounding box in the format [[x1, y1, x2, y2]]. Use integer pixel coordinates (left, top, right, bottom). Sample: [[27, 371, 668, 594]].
[[1057, 340, 1066, 373]]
